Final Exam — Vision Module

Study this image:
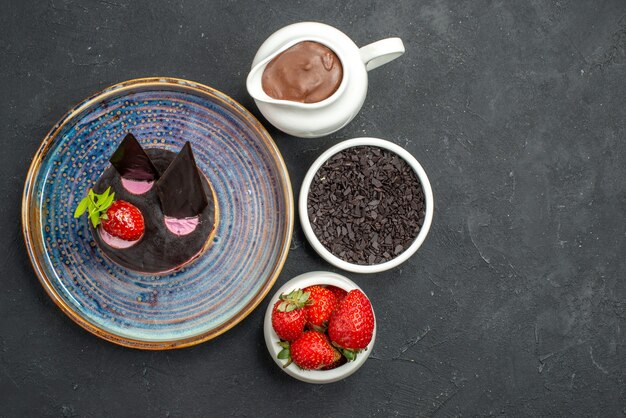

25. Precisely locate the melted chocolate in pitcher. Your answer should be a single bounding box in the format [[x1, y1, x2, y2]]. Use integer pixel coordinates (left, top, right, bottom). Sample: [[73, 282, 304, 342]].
[[262, 41, 343, 103]]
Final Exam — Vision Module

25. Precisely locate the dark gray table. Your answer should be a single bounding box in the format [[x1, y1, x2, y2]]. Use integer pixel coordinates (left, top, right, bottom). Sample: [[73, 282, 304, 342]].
[[1, 1, 624, 416]]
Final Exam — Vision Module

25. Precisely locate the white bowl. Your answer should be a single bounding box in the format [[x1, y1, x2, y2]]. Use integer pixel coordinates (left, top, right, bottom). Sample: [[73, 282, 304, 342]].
[[299, 137, 434, 273], [263, 271, 376, 384]]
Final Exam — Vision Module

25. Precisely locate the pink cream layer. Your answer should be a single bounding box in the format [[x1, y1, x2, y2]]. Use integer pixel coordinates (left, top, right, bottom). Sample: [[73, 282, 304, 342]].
[[164, 216, 199, 236], [121, 178, 154, 195], [99, 228, 141, 249]]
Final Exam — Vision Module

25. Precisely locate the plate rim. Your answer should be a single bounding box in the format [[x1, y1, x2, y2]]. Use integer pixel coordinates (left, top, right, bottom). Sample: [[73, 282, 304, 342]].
[[21, 77, 294, 350]]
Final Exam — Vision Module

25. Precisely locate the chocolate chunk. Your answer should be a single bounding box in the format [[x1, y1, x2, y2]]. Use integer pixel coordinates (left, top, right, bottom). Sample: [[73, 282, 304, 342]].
[[156, 142, 208, 218], [110, 133, 159, 181]]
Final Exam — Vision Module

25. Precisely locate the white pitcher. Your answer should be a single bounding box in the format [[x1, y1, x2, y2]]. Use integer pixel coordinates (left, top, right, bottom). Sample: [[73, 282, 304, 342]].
[[247, 22, 405, 138]]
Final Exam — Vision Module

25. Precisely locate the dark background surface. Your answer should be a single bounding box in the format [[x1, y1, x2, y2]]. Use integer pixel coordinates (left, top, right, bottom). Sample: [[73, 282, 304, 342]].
[[1, 1, 625, 416]]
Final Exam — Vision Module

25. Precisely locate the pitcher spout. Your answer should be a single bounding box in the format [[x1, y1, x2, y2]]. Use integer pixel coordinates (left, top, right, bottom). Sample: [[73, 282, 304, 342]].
[[246, 37, 348, 110], [246, 59, 277, 105]]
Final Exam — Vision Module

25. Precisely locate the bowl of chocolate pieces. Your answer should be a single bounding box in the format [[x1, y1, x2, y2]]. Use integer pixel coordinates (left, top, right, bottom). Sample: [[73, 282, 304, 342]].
[[299, 137, 433, 273]]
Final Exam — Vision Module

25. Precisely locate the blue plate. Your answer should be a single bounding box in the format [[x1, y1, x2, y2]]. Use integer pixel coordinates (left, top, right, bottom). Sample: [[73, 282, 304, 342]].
[[22, 78, 293, 349]]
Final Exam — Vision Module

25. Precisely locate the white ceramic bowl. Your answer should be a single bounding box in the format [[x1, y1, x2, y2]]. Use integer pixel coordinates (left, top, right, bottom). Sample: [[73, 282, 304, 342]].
[[299, 137, 434, 274], [263, 271, 376, 384]]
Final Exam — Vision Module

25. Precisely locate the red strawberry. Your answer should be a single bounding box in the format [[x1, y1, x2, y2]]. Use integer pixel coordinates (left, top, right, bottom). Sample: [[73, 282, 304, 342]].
[[102, 200, 144, 241], [271, 289, 311, 342], [289, 331, 341, 370], [326, 285, 347, 302], [328, 289, 374, 361], [74, 187, 144, 242], [303, 285, 338, 332]]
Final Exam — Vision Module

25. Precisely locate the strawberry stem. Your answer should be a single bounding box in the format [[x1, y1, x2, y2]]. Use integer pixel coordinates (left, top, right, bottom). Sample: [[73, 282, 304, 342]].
[[331, 341, 362, 362], [276, 289, 311, 312], [309, 323, 327, 333]]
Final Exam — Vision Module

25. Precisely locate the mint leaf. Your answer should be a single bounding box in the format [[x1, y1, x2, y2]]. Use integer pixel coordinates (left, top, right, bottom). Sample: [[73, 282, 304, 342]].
[[74, 197, 89, 218], [98, 191, 115, 210], [89, 211, 101, 228], [74, 187, 116, 227]]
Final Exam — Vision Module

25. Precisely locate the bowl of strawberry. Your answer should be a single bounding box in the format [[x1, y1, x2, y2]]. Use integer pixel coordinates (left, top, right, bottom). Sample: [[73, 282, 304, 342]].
[[263, 271, 376, 384]]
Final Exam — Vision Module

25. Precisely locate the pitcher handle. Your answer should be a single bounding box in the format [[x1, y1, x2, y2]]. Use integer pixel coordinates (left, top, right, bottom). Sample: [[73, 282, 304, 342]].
[[359, 38, 405, 71]]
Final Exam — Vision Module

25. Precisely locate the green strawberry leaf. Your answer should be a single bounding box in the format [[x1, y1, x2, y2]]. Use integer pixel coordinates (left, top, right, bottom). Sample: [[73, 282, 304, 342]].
[[310, 323, 327, 333], [277, 289, 311, 312], [342, 349, 356, 361], [331, 342, 361, 362], [277, 348, 290, 359]]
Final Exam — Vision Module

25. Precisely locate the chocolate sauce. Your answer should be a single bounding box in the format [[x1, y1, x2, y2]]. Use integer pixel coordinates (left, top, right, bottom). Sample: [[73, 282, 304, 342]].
[[262, 41, 343, 103]]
